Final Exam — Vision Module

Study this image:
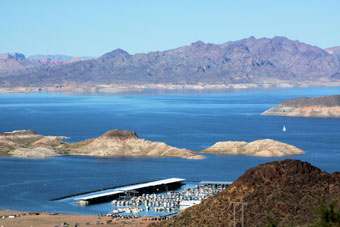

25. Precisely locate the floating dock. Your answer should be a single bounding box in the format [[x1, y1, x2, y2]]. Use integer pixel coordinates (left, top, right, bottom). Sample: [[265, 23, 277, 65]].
[[74, 178, 185, 205], [199, 181, 233, 185]]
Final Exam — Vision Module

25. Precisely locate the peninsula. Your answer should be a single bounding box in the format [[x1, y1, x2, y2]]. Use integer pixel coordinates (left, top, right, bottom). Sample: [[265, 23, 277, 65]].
[[0, 129, 204, 159], [262, 95, 340, 118], [200, 139, 304, 156]]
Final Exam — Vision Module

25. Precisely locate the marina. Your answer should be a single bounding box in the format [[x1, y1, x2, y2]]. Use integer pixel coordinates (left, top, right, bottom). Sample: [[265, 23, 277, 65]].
[[109, 182, 230, 216], [68, 178, 232, 216], [74, 178, 185, 205]]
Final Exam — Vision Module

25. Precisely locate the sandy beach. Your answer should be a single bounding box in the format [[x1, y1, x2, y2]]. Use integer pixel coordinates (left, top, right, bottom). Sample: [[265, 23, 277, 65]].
[[0, 210, 159, 227]]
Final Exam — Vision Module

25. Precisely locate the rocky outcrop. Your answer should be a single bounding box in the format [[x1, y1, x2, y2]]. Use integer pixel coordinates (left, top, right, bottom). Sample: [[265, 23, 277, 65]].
[[0, 129, 204, 159], [201, 139, 304, 156], [0, 53, 25, 60], [9, 147, 60, 158], [326, 46, 340, 57], [0, 53, 39, 75], [0, 53, 90, 76], [0, 130, 67, 158], [262, 95, 340, 118], [154, 159, 340, 227], [68, 129, 203, 159]]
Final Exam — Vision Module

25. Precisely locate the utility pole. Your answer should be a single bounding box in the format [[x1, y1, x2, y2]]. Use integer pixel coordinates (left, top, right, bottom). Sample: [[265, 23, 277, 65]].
[[241, 202, 247, 227], [230, 201, 247, 227], [230, 202, 236, 227]]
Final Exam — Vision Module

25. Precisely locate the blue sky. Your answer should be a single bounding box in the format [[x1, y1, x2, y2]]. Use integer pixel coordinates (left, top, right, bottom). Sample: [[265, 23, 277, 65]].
[[0, 0, 339, 57]]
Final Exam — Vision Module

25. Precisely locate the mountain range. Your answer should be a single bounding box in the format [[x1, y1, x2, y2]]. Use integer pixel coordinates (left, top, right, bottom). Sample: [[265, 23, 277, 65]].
[[1, 36, 340, 93]]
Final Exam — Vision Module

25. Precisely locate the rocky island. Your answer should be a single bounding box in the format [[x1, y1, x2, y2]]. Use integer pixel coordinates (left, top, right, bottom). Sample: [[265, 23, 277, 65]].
[[262, 95, 340, 118], [0, 130, 305, 158], [0, 129, 204, 159], [201, 139, 304, 157]]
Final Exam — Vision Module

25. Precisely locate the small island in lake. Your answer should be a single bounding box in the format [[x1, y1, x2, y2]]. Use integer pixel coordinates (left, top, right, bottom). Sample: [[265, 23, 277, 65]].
[[0, 129, 204, 159], [201, 139, 304, 157], [262, 95, 340, 118], [0, 130, 305, 158]]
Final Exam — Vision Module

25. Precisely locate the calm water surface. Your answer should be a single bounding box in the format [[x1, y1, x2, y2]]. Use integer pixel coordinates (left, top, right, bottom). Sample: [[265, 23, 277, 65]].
[[0, 87, 340, 214]]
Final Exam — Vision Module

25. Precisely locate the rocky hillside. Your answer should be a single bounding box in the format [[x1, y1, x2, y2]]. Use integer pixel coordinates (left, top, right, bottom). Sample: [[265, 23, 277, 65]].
[[0, 53, 89, 76], [326, 46, 340, 58], [0, 53, 40, 75], [0, 130, 67, 158], [262, 95, 340, 117], [201, 139, 304, 156], [1, 37, 340, 92], [27, 54, 91, 66], [153, 159, 340, 227], [0, 129, 204, 159], [67, 129, 204, 159]]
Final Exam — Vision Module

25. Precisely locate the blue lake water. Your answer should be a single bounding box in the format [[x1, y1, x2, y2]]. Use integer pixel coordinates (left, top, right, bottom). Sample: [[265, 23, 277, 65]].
[[0, 87, 340, 214]]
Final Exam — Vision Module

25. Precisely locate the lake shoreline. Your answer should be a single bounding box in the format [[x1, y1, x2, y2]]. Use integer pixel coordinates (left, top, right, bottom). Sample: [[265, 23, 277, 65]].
[[1, 82, 340, 95], [0, 209, 158, 227]]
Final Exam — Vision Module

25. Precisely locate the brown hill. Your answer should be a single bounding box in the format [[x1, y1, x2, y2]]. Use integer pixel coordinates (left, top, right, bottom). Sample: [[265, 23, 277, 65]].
[[262, 95, 340, 117], [153, 159, 340, 227]]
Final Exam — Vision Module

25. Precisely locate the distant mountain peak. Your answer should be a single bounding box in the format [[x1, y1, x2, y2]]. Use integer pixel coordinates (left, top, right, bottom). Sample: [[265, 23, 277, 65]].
[[272, 36, 289, 41], [100, 48, 129, 59], [243, 35, 256, 41], [0, 52, 25, 60], [191, 40, 205, 47]]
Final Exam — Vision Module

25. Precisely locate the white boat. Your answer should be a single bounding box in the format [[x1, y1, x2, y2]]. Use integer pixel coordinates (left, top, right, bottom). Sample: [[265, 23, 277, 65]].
[[112, 209, 124, 214], [76, 200, 89, 206], [283, 125, 286, 132]]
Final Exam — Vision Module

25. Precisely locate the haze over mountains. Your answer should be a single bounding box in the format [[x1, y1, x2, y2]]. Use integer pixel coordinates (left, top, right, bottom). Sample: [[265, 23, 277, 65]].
[[1, 36, 340, 93], [0, 53, 91, 75]]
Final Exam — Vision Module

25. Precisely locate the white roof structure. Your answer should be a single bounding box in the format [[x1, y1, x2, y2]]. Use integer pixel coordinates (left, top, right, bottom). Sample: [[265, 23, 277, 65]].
[[75, 178, 185, 201], [76, 190, 124, 201], [199, 181, 233, 185], [179, 200, 202, 210]]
